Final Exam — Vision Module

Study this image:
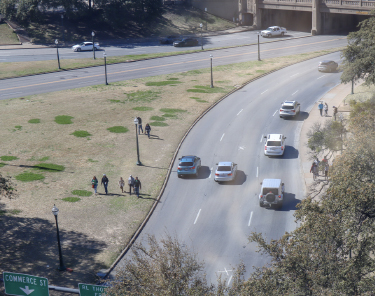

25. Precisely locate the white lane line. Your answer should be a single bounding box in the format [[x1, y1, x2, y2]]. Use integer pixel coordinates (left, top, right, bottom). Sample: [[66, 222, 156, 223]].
[[220, 133, 225, 141], [260, 135, 263, 142], [248, 211, 253, 227], [227, 275, 233, 286], [317, 75, 326, 80], [273, 110, 278, 116], [261, 89, 268, 95], [194, 209, 201, 225], [209, 167, 213, 178], [237, 109, 243, 116], [290, 73, 299, 78], [256, 167, 258, 178], [292, 90, 299, 96], [0, 92, 22, 97]]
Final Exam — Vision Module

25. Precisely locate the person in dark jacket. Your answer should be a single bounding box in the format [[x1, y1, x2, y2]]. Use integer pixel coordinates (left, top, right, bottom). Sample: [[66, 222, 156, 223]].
[[137, 116, 143, 134], [128, 175, 134, 195], [133, 177, 141, 198], [101, 174, 109, 194], [145, 123, 151, 138]]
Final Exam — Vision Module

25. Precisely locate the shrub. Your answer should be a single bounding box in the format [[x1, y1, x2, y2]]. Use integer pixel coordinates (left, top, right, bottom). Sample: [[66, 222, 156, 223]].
[[0, 156, 18, 161]]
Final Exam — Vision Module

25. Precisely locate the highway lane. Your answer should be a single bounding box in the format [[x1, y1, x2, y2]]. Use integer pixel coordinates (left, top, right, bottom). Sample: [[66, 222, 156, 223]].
[[0, 35, 347, 101], [113, 51, 342, 284], [0, 30, 311, 62]]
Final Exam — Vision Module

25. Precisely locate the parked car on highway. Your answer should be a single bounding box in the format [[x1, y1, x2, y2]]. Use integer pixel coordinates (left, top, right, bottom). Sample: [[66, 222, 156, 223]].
[[72, 42, 100, 52], [160, 35, 179, 44], [260, 26, 287, 37], [279, 100, 300, 118], [318, 60, 338, 72], [214, 162, 237, 182], [177, 155, 201, 177], [173, 38, 199, 47], [259, 179, 284, 208], [264, 134, 286, 156]]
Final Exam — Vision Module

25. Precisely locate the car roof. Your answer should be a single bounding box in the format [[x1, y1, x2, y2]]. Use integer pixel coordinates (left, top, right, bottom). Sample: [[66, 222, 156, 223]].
[[267, 134, 284, 140], [262, 179, 282, 187], [282, 101, 296, 105], [218, 162, 233, 166]]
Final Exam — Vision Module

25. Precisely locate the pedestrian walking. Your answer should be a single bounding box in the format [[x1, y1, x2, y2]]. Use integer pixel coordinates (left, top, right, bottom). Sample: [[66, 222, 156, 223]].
[[318, 102, 324, 116], [91, 176, 98, 195], [133, 176, 142, 198], [324, 102, 328, 117], [325, 163, 329, 180], [119, 177, 125, 193], [333, 106, 338, 120], [145, 123, 151, 139], [128, 175, 134, 195], [101, 174, 109, 195], [137, 116, 143, 134], [310, 162, 318, 180]]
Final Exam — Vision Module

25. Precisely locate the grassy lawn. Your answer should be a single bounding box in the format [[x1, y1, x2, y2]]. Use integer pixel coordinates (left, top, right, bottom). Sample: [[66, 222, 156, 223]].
[[0, 22, 20, 45], [0, 47, 343, 291]]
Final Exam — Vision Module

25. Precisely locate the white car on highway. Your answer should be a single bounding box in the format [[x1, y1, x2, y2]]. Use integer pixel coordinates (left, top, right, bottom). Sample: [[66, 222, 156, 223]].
[[72, 42, 100, 52], [214, 162, 237, 182], [261, 26, 287, 37], [264, 134, 286, 156]]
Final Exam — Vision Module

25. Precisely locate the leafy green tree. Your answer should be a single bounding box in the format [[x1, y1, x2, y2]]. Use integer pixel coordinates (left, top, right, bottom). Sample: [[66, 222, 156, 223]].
[[0, 0, 17, 20]]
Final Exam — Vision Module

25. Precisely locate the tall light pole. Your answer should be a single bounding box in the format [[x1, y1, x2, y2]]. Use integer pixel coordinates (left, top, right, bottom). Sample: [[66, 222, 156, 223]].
[[55, 39, 61, 70], [205, 8, 208, 30], [133, 117, 142, 166], [210, 54, 214, 88], [257, 32, 261, 61], [200, 23, 203, 50], [351, 78, 354, 94], [103, 52, 108, 85], [61, 14, 65, 45], [92, 31, 96, 60], [52, 205, 66, 271]]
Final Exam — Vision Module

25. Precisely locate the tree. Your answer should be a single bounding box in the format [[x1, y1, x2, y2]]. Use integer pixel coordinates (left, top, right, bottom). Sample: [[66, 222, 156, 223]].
[[341, 11, 375, 86], [106, 233, 215, 295], [0, 173, 16, 200]]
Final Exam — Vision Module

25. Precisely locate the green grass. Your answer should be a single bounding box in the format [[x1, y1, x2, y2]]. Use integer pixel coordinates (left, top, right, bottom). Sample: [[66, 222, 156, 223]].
[[190, 97, 208, 103], [0, 163, 6, 167], [167, 78, 179, 81], [127, 90, 160, 102], [0, 23, 20, 44], [34, 163, 65, 172], [62, 197, 81, 202], [71, 130, 92, 137], [28, 119, 40, 123], [72, 190, 93, 197], [109, 99, 122, 103], [187, 85, 227, 93], [133, 106, 154, 111], [162, 114, 177, 118], [145, 81, 182, 86], [14, 125, 22, 131], [15, 172, 45, 182], [150, 122, 169, 127], [107, 126, 129, 133], [55, 115, 74, 124], [150, 116, 165, 121], [88, 158, 98, 162], [159, 108, 187, 114], [39, 156, 50, 161], [0, 156, 18, 161]]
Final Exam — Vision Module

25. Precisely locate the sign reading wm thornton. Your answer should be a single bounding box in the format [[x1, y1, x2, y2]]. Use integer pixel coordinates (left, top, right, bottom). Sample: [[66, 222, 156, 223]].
[[3, 272, 49, 296]]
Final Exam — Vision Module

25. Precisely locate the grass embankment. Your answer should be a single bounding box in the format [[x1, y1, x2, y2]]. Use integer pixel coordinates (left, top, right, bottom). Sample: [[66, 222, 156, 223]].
[[0, 22, 20, 44]]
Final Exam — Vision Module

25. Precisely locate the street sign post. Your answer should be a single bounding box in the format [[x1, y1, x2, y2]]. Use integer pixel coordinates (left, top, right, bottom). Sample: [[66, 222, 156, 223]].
[[3, 272, 49, 296], [78, 283, 108, 296]]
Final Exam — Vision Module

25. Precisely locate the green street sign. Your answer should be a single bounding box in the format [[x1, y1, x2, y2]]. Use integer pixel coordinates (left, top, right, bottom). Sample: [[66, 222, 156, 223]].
[[3, 272, 49, 296], [79, 283, 107, 296]]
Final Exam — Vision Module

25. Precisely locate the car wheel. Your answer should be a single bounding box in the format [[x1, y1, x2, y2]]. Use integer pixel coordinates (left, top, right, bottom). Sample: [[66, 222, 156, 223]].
[[178, 174, 182, 178], [77, 48, 81, 52], [280, 115, 282, 118], [259, 200, 264, 207], [267, 34, 271, 38], [94, 47, 98, 51], [281, 32, 284, 36]]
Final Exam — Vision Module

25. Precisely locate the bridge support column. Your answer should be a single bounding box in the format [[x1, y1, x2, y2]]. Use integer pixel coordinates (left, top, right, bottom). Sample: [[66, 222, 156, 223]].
[[253, 4, 262, 29], [312, 0, 321, 35]]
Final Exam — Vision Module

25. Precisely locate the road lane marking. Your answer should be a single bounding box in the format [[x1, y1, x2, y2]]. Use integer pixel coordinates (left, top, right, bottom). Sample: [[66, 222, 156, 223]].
[[227, 275, 233, 286], [220, 133, 225, 141], [260, 135, 263, 142], [194, 209, 201, 224], [237, 109, 243, 116], [261, 89, 268, 95], [256, 167, 258, 178], [290, 73, 299, 77], [317, 75, 326, 80], [209, 167, 213, 178], [239, 146, 245, 150], [248, 211, 253, 227], [0, 92, 22, 97], [273, 110, 278, 116], [292, 90, 298, 96]]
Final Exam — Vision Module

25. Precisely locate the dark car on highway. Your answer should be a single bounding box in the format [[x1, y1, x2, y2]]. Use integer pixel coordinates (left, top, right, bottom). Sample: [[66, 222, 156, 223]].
[[173, 38, 199, 47], [159, 35, 179, 44]]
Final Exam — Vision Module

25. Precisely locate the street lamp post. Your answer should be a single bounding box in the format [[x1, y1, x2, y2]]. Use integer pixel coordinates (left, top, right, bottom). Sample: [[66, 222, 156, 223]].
[[257, 32, 261, 61], [210, 54, 213, 88], [61, 14, 65, 45], [103, 52, 108, 85], [200, 23, 203, 50], [52, 205, 66, 271], [351, 78, 354, 94], [133, 118, 142, 166], [92, 31, 96, 60], [55, 39, 61, 70], [205, 8, 208, 30]]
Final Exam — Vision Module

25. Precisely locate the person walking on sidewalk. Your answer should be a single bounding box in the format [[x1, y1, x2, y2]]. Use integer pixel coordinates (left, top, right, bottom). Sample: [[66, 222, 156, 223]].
[[119, 177, 125, 193], [310, 162, 318, 181], [318, 101, 324, 117], [101, 174, 109, 195], [133, 177, 142, 198], [324, 102, 329, 117], [91, 176, 98, 195], [128, 175, 134, 195], [145, 123, 151, 139], [137, 116, 143, 134], [333, 106, 338, 120], [325, 163, 329, 181]]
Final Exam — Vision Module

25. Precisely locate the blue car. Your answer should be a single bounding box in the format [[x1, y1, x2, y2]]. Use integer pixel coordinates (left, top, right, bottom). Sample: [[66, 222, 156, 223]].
[[177, 155, 201, 178]]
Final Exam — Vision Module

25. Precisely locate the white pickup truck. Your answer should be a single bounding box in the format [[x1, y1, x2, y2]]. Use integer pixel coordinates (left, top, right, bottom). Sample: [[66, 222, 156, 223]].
[[260, 26, 287, 38]]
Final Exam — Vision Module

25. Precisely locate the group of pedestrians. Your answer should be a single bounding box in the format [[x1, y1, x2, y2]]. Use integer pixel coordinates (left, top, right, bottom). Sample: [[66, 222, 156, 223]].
[[91, 174, 142, 198], [137, 116, 152, 139], [318, 102, 339, 120], [310, 157, 329, 181]]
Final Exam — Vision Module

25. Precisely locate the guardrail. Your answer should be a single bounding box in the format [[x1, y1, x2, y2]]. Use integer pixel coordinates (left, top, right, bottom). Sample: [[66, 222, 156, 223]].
[[259, 0, 375, 8]]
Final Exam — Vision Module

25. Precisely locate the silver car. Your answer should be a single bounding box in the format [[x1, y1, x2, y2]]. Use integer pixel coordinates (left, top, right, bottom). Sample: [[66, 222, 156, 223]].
[[318, 60, 338, 72], [279, 100, 300, 118], [72, 42, 100, 52], [214, 162, 237, 182], [264, 134, 286, 156]]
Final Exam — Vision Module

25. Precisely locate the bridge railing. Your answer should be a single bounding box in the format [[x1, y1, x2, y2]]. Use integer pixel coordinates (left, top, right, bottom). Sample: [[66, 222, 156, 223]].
[[259, 0, 375, 8]]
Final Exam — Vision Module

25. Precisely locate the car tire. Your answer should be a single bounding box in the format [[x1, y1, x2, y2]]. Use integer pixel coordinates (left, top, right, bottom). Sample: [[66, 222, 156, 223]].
[[281, 32, 284, 36], [94, 47, 98, 51], [259, 200, 264, 207], [77, 48, 81, 52], [178, 174, 182, 178], [280, 115, 282, 118], [267, 34, 271, 38]]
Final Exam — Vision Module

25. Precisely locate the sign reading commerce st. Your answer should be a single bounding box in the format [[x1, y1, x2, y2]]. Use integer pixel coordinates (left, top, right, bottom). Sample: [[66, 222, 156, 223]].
[[3, 272, 49, 296]]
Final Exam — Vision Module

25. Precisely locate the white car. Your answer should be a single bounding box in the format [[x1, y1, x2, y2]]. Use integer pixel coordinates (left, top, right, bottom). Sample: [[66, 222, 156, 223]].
[[264, 134, 286, 156], [260, 26, 287, 38], [214, 162, 237, 182], [72, 42, 100, 52], [259, 179, 284, 208]]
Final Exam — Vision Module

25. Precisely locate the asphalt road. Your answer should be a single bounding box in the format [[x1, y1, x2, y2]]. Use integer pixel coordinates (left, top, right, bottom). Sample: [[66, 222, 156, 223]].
[[0, 35, 347, 101], [0, 30, 311, 62], [113, 51, 343, 284]]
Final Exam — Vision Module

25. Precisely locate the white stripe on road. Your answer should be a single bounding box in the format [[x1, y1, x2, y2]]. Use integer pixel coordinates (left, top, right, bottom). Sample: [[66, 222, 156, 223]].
[[317, 75, 326, 80], [227, 275, 233, 286], [194, 209, 201, 225], [292, 90, 299, 96], [273, 110, 278, 116], [248, 211, 253, 227], [256, 167, 258, 178], [220, 133, 225, 141], [261, 89, 268, 95], [260, 135, 263, 142], [290, 73, 299, 77], [237, 109, 243, 116], [209, 167, 213, 178]]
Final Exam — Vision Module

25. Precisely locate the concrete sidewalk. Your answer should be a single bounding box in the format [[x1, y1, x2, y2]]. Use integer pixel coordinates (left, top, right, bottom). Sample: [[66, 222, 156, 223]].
[[299, 81, 355, 194]]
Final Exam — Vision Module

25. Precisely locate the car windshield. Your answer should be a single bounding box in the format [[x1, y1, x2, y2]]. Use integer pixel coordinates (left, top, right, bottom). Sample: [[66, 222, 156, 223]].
[[217, 166, 231, 171], [263, 188, 279, 195], [282, 105, 294, 109], [267, 141, 281, 146], [180, 162, 193, 166], [266, 27, 273, 31]]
